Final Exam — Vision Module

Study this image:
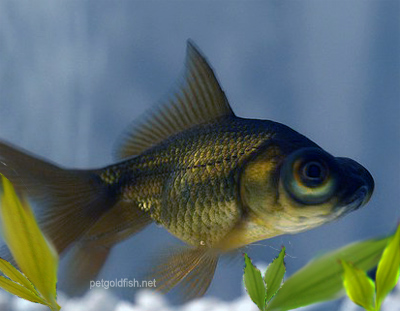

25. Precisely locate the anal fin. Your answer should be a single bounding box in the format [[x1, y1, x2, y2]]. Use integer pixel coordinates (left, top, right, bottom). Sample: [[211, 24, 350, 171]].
[[63, 201, 152, 295], [63, 245, 111, 296]]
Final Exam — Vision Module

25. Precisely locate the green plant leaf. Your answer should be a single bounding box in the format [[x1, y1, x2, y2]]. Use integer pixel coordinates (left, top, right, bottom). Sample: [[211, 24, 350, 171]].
[[264, 247, 286, 303], [0, 275, 48, 306], [375, 224, 400, 310], [0, 174, 60, 310], [266, 236, 389, 311], [341, 260, 376, 311], [244, 253, 267, 311], [0, 257, 38, 295]]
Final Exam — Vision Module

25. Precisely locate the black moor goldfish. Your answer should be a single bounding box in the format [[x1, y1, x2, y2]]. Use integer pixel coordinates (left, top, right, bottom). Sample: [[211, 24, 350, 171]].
[[0, 41, 374, 298]]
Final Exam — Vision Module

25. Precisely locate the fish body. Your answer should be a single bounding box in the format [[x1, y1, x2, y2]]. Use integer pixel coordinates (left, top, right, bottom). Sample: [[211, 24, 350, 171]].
[[0, 41, 374, 298], [102, 117, 298, 248]]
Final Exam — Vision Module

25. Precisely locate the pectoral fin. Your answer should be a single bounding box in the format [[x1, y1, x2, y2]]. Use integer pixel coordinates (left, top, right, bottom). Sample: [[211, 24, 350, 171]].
[[149, 246, 219, 300]]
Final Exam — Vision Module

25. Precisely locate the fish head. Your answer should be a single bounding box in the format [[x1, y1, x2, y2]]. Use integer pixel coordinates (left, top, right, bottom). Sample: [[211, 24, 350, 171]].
[[240, 139, 374, 236]]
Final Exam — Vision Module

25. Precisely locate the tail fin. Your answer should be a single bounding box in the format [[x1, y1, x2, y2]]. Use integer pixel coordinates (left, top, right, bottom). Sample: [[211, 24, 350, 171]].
[[0, 141, 117, 254]]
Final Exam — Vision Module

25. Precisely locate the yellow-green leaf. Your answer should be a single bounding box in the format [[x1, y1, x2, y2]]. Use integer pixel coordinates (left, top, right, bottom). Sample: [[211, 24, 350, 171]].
[[341, 260, 376, 311], [0, 275, 47, 306], [266, 237, 388, 311], [0, 175, 59, 307], [375, 224, 400, 310], [264, 247, 286, 303], [244, 253, 267, 311], [0, 257, 38, 295]]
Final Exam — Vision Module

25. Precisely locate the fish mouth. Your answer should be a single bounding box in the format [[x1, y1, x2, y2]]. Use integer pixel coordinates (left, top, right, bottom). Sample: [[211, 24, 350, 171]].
[[331, 186, 368, 219], [341, 185, 370, 213], [333, 157, 374, 216]]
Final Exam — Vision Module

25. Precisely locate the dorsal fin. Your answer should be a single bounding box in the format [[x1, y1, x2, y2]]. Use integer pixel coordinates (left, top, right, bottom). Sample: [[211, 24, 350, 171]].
[[114, 40, 235, 160]]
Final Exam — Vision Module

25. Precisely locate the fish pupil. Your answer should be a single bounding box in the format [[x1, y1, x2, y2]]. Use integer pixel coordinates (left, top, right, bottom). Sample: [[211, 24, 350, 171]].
[[305, 163, 322, 179], [301, 161, 327, 187]]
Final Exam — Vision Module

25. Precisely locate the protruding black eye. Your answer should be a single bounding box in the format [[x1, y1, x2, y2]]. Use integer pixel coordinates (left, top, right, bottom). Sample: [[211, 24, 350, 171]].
[[281, 148, 338, 205]]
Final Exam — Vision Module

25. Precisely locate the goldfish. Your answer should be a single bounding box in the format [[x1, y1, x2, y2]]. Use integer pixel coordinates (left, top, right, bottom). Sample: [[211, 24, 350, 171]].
[[0, 41, 374, 298]]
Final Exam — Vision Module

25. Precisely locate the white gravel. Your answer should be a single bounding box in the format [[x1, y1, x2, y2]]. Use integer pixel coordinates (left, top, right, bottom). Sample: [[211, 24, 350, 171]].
[[0, 282, 399, 311]]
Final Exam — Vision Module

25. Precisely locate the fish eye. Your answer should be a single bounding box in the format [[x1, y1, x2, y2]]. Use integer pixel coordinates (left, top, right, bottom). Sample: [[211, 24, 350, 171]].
[[281, 148, 338, 205], [300, 161, 327, 187]]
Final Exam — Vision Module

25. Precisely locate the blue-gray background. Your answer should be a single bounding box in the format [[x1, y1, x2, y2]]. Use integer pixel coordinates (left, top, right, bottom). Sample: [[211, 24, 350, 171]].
[[0, 0, 399, 309]]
